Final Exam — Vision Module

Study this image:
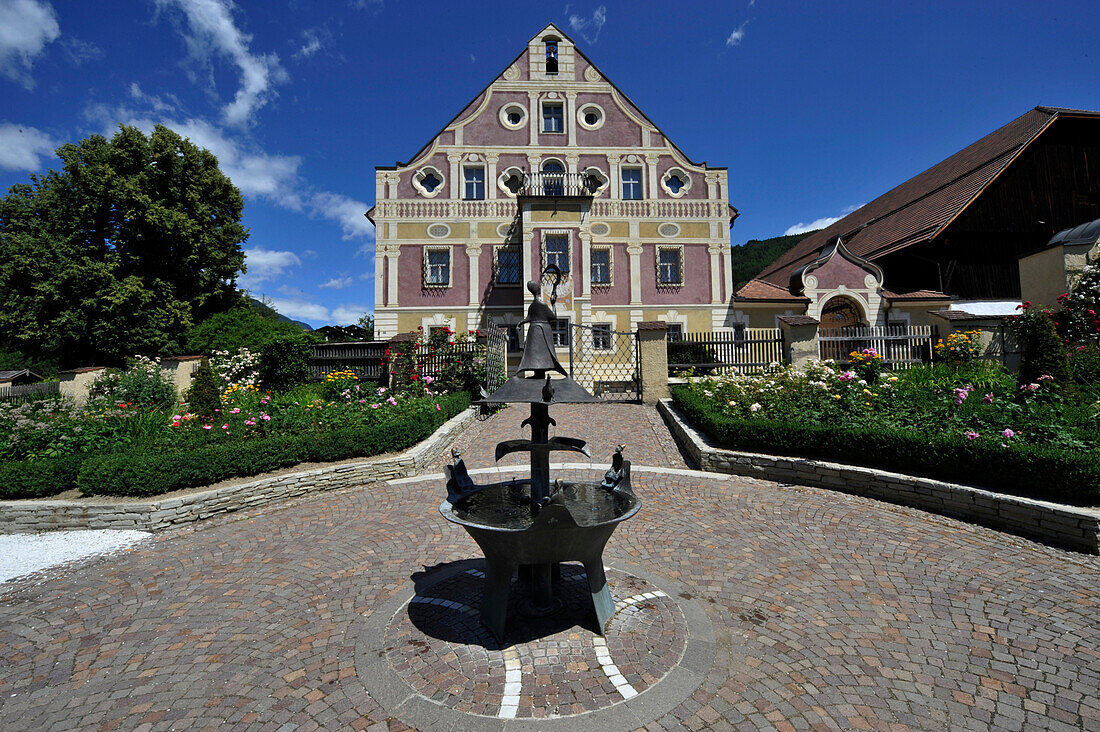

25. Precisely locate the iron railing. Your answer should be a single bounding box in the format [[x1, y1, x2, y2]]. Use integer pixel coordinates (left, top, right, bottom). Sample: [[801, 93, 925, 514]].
[[667, 329, 784, 374], [520, 172, 599, 197], [818, 325, 937, 367]]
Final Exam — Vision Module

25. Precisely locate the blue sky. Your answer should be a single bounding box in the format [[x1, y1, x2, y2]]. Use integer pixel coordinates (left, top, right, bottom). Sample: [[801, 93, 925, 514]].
[[1, 0, 1097, 327]]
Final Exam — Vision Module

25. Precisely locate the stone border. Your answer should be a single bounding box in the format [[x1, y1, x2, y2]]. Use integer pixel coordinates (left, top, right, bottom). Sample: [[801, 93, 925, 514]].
[[0, 407, 478, 535], [353, 553, 716, 732], [658, 399, 1100, 554]]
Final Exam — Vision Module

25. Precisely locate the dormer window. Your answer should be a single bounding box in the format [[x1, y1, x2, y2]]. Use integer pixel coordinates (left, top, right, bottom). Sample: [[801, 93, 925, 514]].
[[545, 41, 558, 74]]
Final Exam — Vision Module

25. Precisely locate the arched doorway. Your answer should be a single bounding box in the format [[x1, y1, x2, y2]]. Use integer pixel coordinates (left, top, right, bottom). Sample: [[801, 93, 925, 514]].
[[819, 295, 867, 361]]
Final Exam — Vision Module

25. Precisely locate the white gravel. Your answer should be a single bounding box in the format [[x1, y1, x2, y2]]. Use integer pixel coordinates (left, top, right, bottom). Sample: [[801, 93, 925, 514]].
[[0, 530, 151, 583]]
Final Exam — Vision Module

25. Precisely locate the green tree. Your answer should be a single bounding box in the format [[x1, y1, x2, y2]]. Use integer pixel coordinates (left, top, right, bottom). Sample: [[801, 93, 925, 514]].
[[357, 313, 375, 341], [0, 124, 248, 368], [186, 299, 307, 354]]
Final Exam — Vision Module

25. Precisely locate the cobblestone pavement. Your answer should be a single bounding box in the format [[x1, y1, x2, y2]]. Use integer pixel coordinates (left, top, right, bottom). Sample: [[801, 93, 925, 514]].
[[2, 406, 1099, 731], [427, 403, 691, 473]]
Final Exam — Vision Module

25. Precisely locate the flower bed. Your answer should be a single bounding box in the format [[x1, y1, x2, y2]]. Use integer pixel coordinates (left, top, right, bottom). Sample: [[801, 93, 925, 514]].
[[0, 379, 470, 499], [671, 360, 1100, 505]]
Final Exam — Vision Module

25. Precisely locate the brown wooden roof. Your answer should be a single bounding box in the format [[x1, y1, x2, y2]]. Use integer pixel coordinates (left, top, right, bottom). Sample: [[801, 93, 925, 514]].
[[734, 278, 809, 301], [756, 106, 1100, 291]]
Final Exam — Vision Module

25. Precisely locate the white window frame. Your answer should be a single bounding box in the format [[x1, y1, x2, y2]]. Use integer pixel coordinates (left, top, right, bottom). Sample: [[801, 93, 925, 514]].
[[462, 165, 485, 200], [577, 103, 605, 130], [621, 167, 643, 200], [543, 232, 570, 275], [423, 245, 452, 288], [656, 245, 684, 286], [493, 244, 521, 287], [665, 322, 685, 341], [592, 323, 613, 351], [412, 166, 445, 198], [542, 101, 565, 133], [590, 246, 613, 286], [660, 167, 692, 198], [498, 103, 528, 130], [550, 317, 571, 348]]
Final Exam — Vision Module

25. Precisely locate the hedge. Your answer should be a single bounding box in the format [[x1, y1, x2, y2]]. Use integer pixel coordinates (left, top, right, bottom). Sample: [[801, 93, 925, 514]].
[[0, 455, 83, 499], [76, 391, 469, 497], [672, 385, 1100, 506]]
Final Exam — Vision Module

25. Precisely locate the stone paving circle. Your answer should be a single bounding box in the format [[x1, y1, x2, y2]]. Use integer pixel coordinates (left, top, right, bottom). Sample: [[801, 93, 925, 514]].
[[1, 403, 1099, 731]]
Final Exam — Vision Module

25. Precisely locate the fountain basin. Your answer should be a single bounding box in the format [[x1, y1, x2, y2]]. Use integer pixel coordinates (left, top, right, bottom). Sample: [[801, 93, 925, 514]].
[[440, 479, 640, 640]]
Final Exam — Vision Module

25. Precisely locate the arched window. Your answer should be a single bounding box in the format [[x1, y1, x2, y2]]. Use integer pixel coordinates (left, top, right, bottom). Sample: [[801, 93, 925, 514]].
[[541, 160, 565, 196], [545, 40, 559, 74]]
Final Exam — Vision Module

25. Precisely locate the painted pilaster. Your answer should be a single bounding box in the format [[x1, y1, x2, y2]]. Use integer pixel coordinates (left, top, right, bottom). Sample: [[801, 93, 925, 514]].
[[375, 252, 386, 309], [565, 152, 579, 175], [528, 92, 539, 146], [385, 243, 400, 307], [705, 172, 718, 200], [580, 230, 592, 297], [467, 244, 481, 306], [566, 91, 577, 147], [645, 154, 661, 202], [609, 154, 621, 200], [447, 152, 461, 200], [628, 243, 642, 306], [708, 244, 723, 304], [485, 152, 499, 200]]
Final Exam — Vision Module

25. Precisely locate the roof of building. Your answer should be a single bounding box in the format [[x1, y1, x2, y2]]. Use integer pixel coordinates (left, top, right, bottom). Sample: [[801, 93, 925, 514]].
[[881, 289, 953, 301], [1047, 216, 1100, 247], [0, 369, 41, 382], [754, 106, 1100, 291], [927, 309, 1000, 322], [733, 278, 809, 302]]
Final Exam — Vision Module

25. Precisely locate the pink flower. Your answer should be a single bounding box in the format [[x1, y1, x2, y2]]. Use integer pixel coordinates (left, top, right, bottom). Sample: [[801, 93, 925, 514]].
[[423, 375, 435, 384], [435, 403, 441, 411], [245, 419, 256, 426], [838, 371, 855, 382], [371, 403, 380, 409], [221, 424, 229, 430], [202, 424, 212, 430], [260, 413, 271, 421], [172, 415, 182, 421], [982, 393, 993, 404], [230, 408, 240, 414], [965, 431, 980, 440], [359, 399, 365, 404], [1001, 428, 1015, 438], [1037, 374, 1054, 382], [387, 396, 397, 406], [171, 421, 180, 427]]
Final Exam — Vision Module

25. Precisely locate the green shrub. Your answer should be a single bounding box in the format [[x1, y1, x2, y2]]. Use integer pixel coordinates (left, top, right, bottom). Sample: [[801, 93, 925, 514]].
[[77, 392, 470, 496], [187, 357, 222, 417], [672, 385, 1099, 505], [0, 455, 82, 499], [1012, 304, 1070, 387], [186, 304, 306, 354], [260, 334, 315, 392], [1068, 344, 1100, 388], [88, 356, 177, 409]]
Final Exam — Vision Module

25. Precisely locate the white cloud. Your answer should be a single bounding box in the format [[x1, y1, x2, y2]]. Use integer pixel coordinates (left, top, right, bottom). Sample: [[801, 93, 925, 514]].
[[0, 122, 56, 171], [568, 6, 607, 44], [320, 276, 354, 290], [309, 191, 374, 240], [265, 297, 329, 323], [129, 82, 179, 114], [330, 305, 367, 325], [292, 28, 324, 60], [239, 247, 301, 288], [86, 109, 372, 241], [726, 21, 748, 47], [0, 0, 60, 89], [784, 205, 862, 236], [156, 0, 287, 127]]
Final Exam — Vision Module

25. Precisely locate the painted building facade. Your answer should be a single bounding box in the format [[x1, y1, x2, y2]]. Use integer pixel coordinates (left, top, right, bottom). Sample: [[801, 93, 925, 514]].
[[367, 24, 738, 343]]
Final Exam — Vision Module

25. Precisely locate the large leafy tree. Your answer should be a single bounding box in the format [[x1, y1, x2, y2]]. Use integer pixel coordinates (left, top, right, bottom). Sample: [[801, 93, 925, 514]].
[[0, 124, 248, 367]]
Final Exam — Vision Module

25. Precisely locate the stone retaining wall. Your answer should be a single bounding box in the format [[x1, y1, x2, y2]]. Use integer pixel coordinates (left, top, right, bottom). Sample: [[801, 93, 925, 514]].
[[0, 407, 477, 535], [658, 399, 1100, 554]]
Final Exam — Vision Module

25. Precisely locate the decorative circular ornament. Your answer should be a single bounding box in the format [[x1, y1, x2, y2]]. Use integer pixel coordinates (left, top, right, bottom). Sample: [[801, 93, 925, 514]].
[[503, 64, 520, 81], [584, 65, 601, 82], [496, 222, 513, 238], [658, 223, 681, 238], [591, 222, 610, 237], [428, 223, 451, 239]]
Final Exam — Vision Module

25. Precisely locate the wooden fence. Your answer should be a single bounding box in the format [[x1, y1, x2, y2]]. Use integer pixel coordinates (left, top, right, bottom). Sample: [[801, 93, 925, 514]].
[[310, 341, 388, 381], [668, 329, 784, 374], [0, 381, 61, 404], [818, 325, 937, 367]]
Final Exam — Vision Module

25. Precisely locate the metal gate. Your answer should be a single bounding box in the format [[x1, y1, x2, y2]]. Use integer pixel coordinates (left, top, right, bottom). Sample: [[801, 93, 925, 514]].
[[478, 318, 510, 418], [568, 323, 641, 402]]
